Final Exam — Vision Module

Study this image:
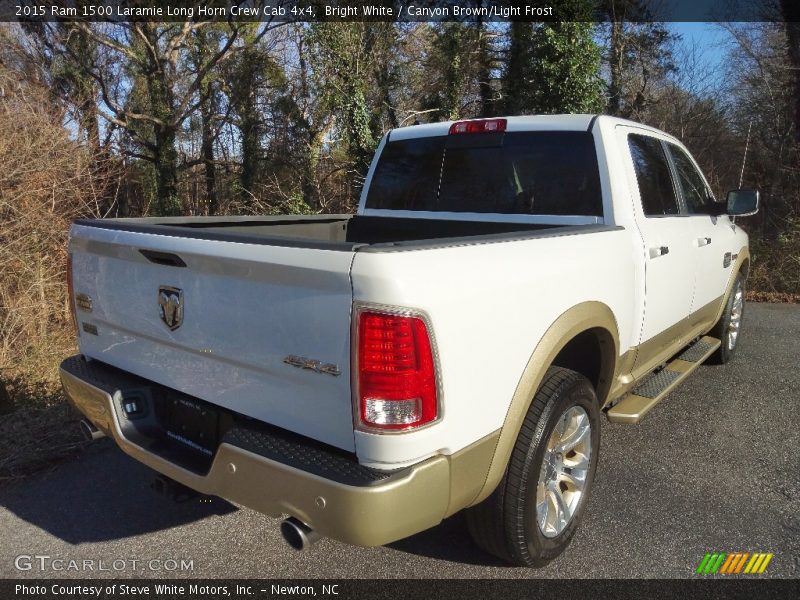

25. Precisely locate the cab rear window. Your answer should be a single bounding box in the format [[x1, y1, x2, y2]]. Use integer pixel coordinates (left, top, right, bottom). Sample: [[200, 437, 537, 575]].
[[365, 131, 602, 216]]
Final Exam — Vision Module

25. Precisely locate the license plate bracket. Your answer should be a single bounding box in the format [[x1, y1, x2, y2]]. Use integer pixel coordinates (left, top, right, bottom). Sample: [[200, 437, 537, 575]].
[[164, 395, 219, 457]]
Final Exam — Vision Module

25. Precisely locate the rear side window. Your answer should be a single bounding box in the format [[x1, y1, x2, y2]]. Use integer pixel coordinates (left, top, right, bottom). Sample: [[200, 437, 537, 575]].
[[668, 144, 712, 214], [628, 134, 680, 217], [365, 132, 602, 216]]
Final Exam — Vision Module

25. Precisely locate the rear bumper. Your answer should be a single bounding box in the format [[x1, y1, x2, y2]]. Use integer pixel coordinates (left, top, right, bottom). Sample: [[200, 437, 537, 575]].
[[59, 355, 491, 547]]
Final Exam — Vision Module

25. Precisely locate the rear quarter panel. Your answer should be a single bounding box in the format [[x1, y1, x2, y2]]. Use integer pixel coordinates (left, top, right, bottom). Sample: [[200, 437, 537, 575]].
[[350, 228, 636, 468]]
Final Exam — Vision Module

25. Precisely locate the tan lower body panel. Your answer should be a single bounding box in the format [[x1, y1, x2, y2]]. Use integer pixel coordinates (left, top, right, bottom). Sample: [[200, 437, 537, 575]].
[[604, 295, 725, 408], [472, 253, 749, 502], [606, 335, 721, 423], [60, 363, 500, 547]]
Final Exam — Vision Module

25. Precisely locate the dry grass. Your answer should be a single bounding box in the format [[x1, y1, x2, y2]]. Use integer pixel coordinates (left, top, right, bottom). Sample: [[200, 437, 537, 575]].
[[0, 64, 114, 480], [746, 290, 800, 303], [0, 392, 90, 482], [0, 329, 87, 481], [0, 70, 93, 368]]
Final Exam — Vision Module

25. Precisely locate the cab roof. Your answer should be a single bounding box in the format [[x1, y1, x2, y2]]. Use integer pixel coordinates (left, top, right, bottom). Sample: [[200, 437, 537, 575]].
[[388, 114, 669, 141]]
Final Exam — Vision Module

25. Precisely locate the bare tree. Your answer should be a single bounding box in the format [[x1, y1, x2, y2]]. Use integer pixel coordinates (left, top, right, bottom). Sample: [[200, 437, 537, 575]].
[[55, 21, 278, 214]]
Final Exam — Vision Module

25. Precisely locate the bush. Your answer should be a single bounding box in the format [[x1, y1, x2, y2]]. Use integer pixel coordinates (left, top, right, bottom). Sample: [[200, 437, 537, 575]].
[[0, 66, 109, 407], [747, 217, 800, 301]]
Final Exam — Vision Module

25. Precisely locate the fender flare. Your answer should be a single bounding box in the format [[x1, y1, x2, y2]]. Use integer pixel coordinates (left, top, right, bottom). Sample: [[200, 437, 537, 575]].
[[711, 246, 751, 326], [469, 301, 620, 506]]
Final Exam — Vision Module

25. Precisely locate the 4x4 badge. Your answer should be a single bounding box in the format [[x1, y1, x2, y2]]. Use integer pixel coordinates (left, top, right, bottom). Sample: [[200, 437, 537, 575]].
[[283, 355, 341, 376], [158, 286, 184, 330]]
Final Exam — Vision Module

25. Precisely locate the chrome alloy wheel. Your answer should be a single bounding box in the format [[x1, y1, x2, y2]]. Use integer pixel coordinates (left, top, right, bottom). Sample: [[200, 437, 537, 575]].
[[536, 406, 592, 538], [728, 285, 744, 350]]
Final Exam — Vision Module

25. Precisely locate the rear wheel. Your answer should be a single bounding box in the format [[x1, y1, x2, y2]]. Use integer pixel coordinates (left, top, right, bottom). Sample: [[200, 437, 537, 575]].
[[709, 274, 745, 364], [466, 367, 600, 566]]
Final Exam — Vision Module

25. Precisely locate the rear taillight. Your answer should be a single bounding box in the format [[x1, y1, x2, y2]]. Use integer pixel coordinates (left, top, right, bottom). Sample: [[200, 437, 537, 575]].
[[448, 118, 507, 135], [66, 252, 79, 336], [356, 309, 438, 431]]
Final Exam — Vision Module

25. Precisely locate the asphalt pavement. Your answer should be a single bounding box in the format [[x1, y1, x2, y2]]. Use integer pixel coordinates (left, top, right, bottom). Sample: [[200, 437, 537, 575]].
[[1, 303, 798, 579]]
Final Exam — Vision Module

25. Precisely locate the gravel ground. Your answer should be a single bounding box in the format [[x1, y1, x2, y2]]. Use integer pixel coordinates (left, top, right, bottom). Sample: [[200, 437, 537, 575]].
[[0, 303, 797, 579]]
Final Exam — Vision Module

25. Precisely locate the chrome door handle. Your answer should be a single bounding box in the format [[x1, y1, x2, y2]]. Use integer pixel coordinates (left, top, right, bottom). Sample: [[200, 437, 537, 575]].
[[649, 246, 670, 258], [697, 237, 712, 247]]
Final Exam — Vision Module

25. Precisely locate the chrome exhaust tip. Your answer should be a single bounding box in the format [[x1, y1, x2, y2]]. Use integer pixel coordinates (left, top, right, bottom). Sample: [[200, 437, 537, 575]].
[[280, 517, 321, 551], [79, 419, 105, 441]]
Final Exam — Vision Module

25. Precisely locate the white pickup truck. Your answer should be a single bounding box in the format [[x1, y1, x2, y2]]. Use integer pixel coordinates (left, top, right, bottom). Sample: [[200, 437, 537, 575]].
[[60, 115, 758, 566]]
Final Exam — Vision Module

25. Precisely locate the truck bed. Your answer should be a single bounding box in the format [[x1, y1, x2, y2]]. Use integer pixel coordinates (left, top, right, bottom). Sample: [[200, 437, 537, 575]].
[[73, 214, 585, 250]]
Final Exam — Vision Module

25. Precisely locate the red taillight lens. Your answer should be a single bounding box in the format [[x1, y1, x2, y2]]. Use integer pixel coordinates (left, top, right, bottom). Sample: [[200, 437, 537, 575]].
[[357, 310, 438, 430], [66, 252, 79, 336], [448, 118, 507, 135]]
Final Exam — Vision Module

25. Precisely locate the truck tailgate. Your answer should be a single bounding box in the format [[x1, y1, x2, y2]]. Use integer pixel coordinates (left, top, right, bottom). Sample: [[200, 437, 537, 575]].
[[69, 223, 357, 451]]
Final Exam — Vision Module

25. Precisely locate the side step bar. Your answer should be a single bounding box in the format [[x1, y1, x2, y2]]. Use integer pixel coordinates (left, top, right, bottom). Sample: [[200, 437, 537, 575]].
[[607, 336, 721, 424]]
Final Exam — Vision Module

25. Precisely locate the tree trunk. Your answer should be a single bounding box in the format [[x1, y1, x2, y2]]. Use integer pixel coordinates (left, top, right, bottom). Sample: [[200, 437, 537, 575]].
[[378, 61, 399, 129], [193, 28, 219, 215], [202, 120, 217, 215], [153, 124, 180, 216], [301, 128, 325, 210], [504, 23, 526, 115], [609, 19, 624, 116], [477, 21, 494, 118], [147, 47, 180, 216], [69, 27, 101, 156], [201, 84, 218, 215], [443, 26, 465, 120], [239, 101, 259, 205], [302, 119, 336, 209], [81, 96, 101, 153]]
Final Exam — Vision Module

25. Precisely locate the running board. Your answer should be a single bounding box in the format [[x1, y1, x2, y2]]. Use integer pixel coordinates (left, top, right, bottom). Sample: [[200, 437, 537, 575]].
[[607, 336, 721, 424]]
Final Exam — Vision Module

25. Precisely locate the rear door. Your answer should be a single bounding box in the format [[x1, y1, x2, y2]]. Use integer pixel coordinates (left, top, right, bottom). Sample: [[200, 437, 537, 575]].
[[69, 223, 357, 451], [619, 127, 697, 363]]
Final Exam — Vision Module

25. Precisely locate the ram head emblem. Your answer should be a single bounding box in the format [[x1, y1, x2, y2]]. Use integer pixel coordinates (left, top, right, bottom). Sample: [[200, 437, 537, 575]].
[[158, 286, 184, 331]]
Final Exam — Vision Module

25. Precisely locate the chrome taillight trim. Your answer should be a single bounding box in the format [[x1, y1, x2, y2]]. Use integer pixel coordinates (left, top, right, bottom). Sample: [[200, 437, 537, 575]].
[[350, 302, 444, 435]]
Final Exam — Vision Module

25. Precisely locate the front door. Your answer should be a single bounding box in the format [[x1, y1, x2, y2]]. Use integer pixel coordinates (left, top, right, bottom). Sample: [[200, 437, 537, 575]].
[[665, 142, 737, 317]]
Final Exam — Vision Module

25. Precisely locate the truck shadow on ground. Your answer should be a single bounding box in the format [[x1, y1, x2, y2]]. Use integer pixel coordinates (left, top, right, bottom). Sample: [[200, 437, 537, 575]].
[[1, 439, 507, 566], [387, 513, 508, 567], [0, 441, 235, 545]]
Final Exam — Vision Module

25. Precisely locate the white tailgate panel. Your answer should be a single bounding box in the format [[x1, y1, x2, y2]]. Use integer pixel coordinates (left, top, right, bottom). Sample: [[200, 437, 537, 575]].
[[70, 225, 356, 452]]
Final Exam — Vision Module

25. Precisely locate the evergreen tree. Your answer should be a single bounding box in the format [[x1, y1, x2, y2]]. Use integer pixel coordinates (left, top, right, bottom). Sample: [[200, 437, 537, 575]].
[[503, 22, 536, 115], [308, 23, 377, 195], [527, 2, 605, 114], [502, 1, 604, 115], [422, 23, 470, 121]]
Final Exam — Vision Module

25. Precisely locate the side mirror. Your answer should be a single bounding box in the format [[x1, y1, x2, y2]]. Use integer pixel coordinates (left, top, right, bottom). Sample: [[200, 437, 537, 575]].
[[726, 189, 760, 216]]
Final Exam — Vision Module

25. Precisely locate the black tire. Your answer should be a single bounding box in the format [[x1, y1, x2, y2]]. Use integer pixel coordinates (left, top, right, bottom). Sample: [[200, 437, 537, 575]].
[[465, 367, 600, 567], [708, 274, 745, 365]]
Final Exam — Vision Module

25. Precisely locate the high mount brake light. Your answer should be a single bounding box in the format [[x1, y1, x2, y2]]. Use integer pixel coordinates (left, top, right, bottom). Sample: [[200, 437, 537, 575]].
[[448, 118, 507, 135], [356, 310, 438, 431]]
